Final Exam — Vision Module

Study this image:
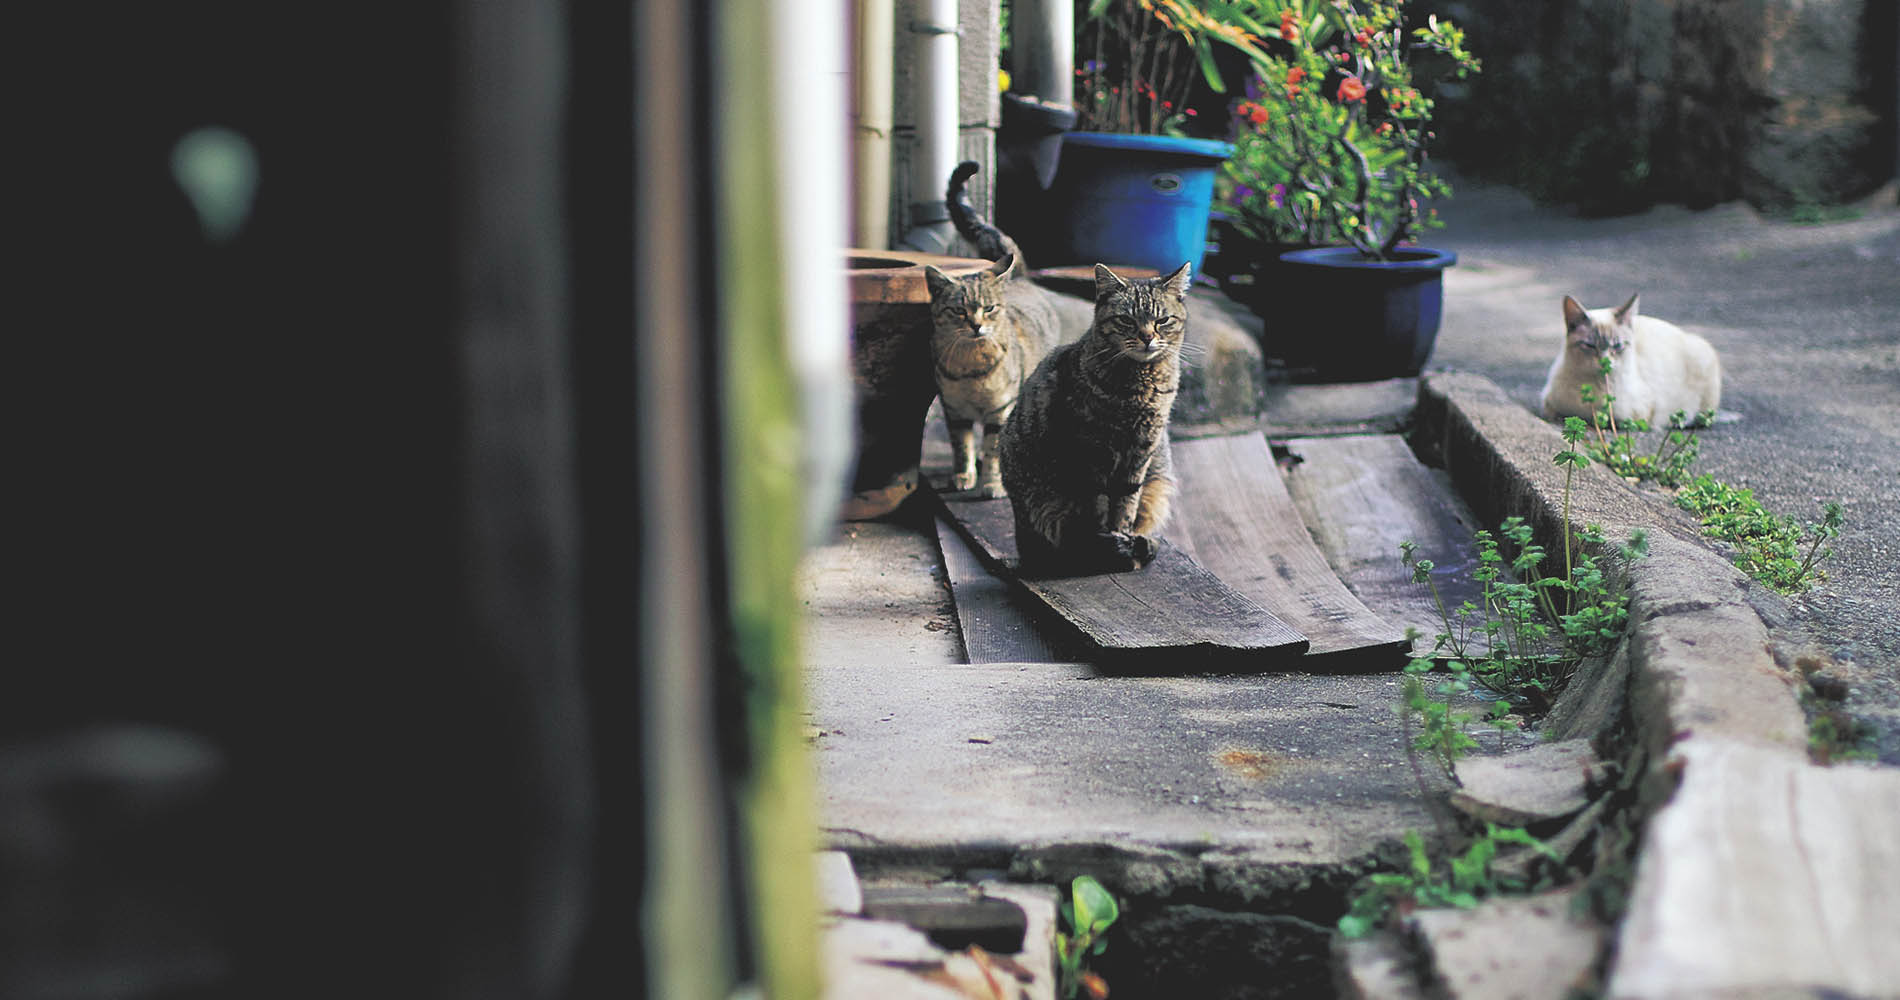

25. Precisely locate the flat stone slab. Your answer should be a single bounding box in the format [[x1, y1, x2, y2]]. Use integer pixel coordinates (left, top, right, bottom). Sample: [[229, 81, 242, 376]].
[[1450, 738, 1604, 827], [1335, 932, 1428, 1000], [1262, 379, 1420, 440], [1610, 740, 1900, 999], [1410, 887, 1603, 1000], [821, 881, 1058, 1000], [809, 658, 1442, 884]]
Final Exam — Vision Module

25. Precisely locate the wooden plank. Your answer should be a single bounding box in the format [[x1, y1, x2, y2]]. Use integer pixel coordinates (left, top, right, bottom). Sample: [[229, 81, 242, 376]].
[[930, 487, 1309, 670], [1279, 434, 1490, 657], [932, 513, 1063, 664], [1166, 433, 1412, 671], [925, 411, 1308, 668]]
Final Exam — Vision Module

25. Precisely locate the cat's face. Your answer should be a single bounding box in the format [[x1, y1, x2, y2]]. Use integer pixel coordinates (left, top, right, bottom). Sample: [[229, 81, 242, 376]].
[[1092, 262, 1192, 362], [1563, 293, 1638, 356], [925, 256, 1012, 340]]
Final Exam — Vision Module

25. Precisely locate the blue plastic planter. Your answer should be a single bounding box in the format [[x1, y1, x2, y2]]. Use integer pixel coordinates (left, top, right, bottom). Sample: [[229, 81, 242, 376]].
[[1270, 246, 1458, 382], [1039, 132, 1233, 278]]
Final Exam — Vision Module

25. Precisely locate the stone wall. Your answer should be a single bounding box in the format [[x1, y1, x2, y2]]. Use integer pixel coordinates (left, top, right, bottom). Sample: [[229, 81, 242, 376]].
[[1422, 0, 1897, 214]]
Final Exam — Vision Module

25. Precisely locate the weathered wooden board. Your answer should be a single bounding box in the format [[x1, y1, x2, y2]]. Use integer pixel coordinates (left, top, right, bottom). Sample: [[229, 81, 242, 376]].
[[931, 487, 1310, 670], [1165, 433, 1412, 671], [1279, 434, 1489, 657], [932, 513, 1063, 664], [924, 410, 1310, 668]]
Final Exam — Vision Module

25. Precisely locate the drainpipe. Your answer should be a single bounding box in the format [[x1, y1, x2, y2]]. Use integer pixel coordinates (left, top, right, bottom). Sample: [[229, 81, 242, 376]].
[[853, 0, 893, 248], [898, 0, 959, 253], [1011, 0, 1072, 109]]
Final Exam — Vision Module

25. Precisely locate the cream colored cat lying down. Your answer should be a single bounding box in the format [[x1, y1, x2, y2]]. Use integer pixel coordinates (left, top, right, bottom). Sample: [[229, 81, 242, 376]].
[[1540, 292, 1722, 426]]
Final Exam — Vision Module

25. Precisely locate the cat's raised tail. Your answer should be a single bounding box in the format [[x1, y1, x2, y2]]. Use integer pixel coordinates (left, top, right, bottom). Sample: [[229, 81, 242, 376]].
[[946, 161, 1024, 273]]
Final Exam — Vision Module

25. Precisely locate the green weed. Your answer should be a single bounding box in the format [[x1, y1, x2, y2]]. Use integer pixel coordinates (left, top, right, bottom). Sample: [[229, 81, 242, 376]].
[[1581, 355, 1845, 593], [1675, 477, 1842, 593], [1578, 370, 1710, 489], [1336, 825, 1560, 939], [1055, 875, 1118, 1000], [1401, 516, 1643, 715]]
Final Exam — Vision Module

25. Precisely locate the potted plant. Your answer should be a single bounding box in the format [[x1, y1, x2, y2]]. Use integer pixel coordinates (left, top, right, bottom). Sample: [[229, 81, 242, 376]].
[[1010, 1, 1249, 279], [1214, 0, 1479, 380]]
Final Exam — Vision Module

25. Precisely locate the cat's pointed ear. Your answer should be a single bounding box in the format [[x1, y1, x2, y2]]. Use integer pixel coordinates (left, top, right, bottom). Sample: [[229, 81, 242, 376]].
[[1094, 262, 1129, 298], [924, 264, 954, 299], [1562, 295, 1590, 331], [1159, 261, 1193, 299], [1614, 293, 1640, 325], [985, 253, 1015, 278]]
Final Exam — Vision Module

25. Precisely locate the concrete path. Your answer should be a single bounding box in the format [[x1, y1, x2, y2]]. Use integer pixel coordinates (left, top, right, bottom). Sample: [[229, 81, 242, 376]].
[[801, 508, 1474, 895], [1426, 170, 1900, 764]]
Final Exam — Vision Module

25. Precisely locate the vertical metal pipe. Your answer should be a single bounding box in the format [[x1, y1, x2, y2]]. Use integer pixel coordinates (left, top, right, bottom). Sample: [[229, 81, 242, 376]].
[[899, 0, 960, 251], [1011, 0, 1073, 108], [854, 0, 894, 249]]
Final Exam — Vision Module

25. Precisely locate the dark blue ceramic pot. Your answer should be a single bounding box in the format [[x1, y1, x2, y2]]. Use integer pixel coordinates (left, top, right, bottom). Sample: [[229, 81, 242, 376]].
[[1265, 245, 1458, 382]]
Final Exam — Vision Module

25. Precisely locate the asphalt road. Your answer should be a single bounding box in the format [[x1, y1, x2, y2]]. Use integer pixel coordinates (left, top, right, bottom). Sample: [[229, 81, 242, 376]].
[[1422, 168, 1900, 764]]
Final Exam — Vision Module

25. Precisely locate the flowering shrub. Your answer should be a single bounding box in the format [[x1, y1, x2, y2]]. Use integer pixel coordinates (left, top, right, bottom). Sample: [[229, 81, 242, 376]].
[[1213, 1, 1479, 257], [1073, 1, 1287, 136]]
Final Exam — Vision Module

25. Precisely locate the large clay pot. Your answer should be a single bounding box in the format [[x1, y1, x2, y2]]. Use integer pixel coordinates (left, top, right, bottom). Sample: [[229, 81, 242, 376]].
[[841, 250, 989, 520]]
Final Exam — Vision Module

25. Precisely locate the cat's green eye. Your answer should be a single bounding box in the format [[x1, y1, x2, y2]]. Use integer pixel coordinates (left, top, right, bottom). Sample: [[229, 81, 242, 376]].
[[1155, 316, 1179, 331]]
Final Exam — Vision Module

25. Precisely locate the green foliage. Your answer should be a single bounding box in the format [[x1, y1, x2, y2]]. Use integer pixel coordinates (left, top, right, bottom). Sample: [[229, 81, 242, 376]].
[[1213, 0, 1480, 256], [1401, 518, 1641, 715], [1576, 366, 1709, 488], [1578, 354, 1843, 593], [1675, 478, 1843, 593], [1055, 875, 1120, 1000], [1337, 825, 1559, 938], [1399, 653, 1510, 781], [1805, 698, 1878, 765]]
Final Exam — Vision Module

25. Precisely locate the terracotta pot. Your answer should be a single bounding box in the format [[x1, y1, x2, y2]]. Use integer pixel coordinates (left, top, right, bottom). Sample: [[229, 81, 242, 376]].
[[840, 250, 989, 520]]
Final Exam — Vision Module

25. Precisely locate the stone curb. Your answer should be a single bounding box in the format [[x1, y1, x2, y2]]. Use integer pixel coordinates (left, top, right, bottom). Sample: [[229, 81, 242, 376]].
[[1415, 372, 1807, 763], [1418, 373, 1900, 999]]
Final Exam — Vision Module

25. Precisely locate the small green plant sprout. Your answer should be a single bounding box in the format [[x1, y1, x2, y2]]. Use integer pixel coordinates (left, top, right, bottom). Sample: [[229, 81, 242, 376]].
[[1400, 655, 1490, 783], [1055, 874, 1119, 1000], [1336, 824, 1561, 938], [1675, 478, 1845, 593], [1400, 520, 1638, 714], [1578, 367, 1710, 488], [1795, 501, 1845, 586]]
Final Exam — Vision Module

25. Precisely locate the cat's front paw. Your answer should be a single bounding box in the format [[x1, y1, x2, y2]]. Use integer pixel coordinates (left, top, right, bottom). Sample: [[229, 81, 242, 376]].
[[970, 481, 1008, 500], [1080, 530, 1152, 573], [950, 469, 978, 491], [1128, 533, 1159, 568]]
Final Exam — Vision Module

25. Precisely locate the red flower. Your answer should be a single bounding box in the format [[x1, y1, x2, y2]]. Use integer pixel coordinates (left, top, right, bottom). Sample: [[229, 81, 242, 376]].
[[1354, 29, 1373, 47], [1280, 10, 1300, 42], [1286, 66, 1307, 87], [1337, 75, 1367, 102], [1249, 103, 1269, 125]]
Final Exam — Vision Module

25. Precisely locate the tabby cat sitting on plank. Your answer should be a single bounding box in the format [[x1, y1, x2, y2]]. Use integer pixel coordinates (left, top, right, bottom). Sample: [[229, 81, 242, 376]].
[[922, 161, 1065, 498], [1000, 261, 1192, 576]]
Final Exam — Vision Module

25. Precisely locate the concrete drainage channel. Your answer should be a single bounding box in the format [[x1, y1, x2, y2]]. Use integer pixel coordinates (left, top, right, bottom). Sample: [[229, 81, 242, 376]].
[[804, 371, 1900, 999]]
